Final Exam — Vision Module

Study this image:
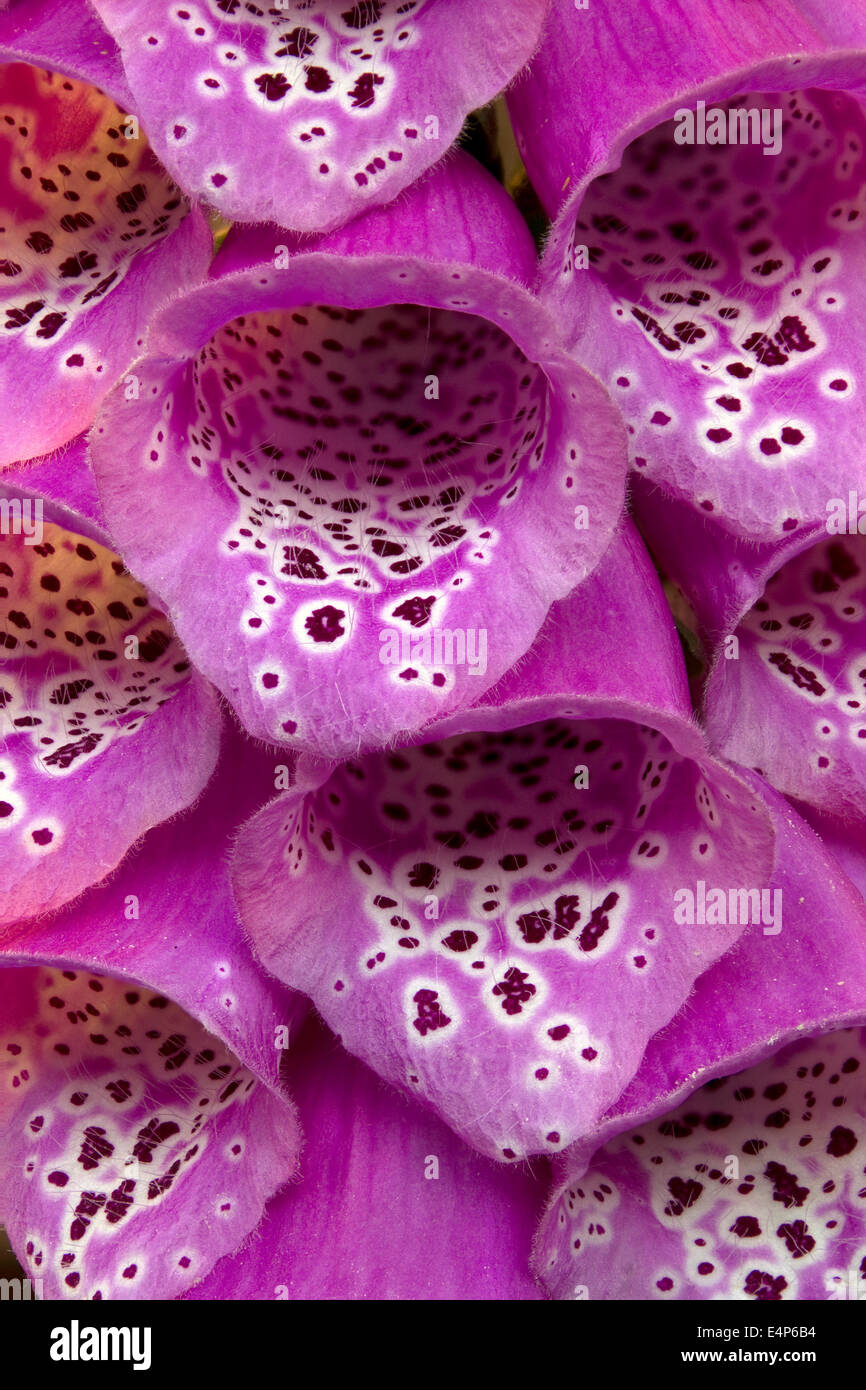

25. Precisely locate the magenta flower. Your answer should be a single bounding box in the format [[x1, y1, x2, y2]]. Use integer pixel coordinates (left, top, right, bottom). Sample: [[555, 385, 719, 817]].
[[0, 1, 211, 465], [89, 152, 627, 757], [540, 1024, 866, 1302], [0, 445, 220, 924], [6, 0, 866, 1310], [229, 524, 782, 1160], [535, 786, 866, 1300], [0, 720, 303, 1300], [509, 0, 866, 539], [87, 0, 551, 231], [631, 484, 866, 832]]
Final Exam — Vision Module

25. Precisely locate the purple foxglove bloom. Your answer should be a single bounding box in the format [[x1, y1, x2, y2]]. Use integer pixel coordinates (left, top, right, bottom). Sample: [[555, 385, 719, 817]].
[[185, 1014, 547, 1301], [508, 0, 866, 538], [88, 0, 550, 232], [9, 3, 866, 1306], [539, 1025, 866, 1302], [535, 783, 866, 1299], [0, 720, 304, 1301], [229, 523, 777, 1161], [0, 442, 221, 923], [89, 152, 628, 758], [0, 0, 211, 465], [632, 481, 866, 829]]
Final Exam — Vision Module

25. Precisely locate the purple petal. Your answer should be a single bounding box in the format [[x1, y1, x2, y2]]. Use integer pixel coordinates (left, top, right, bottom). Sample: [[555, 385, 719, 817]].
[[632, 479, 866, 827], [0, 34, 211, 465], [703, 534, 866, 825], [0, 465, 221, 923], [631, 473, 823, 644], [0, 722, 304, 1301], [0, 0, 130, 106], [535, 781, 866, 1297], [231, 525, 776, 1160], [510, 0, 866, 535], [1, 433, 107, 543], [185, 1017, 546, 1301], [508, 0, 861, 218], [536, 1025, 866, 1301], [91, 0, 550, 231], [90, 153, 628, 758], [798, 801, 866, 897], [543, 780, 866, 1168]]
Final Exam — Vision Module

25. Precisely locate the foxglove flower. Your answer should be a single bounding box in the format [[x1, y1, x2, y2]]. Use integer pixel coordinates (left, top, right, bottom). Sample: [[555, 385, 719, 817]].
[[632, 481, 866, 830], [185, 1014, 547, 1301], [509, 0, 866, 538], [540, 1024, 866, 1302], [0, 1, 212, 465], [230, 524, 777, 1161], [0, 720, 304, 1301], [0, 442, 221, 923], [534, 782, 866, 1299], [89, 152, 628, 758], [88, 0, 551, 232], [7, 0, 866, 1307]]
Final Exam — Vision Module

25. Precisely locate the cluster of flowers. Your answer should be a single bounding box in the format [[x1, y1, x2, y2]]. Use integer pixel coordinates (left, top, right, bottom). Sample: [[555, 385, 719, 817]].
[[2, 0, 866, 1304]]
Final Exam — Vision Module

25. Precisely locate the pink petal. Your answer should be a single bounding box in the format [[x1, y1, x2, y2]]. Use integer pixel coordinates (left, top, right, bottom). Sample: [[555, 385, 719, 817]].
[[90, 153, 628, 757], [0, 461, 221, 923], [0, 0, 130, 107], [185, 1017, 546, 1301], [510, 0, 866, 535], [0, 30, 211, 465], [704, 535, 866, 825], [1, 433, 107, 541], [537, 1024, 866, 1300], [536, 782, 866, 1297], [231, 525, 776, 1160], [0, 722, 304, 1300], [633, 483, 866, 828], [91, 0, 550, 231]]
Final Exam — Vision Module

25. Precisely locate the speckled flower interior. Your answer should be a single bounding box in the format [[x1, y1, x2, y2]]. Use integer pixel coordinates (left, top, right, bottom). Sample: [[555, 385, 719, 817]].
[[5, 0, 866, 1311]]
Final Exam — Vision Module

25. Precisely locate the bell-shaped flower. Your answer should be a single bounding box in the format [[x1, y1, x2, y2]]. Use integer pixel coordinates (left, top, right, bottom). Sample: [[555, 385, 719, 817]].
[[509, 0, 866, 538], [0, 721, 304, 1300], [0, 0, 212, 465], [89, 152, 628, 759], [633, 479, 866, 830], [0, 440, 221, 924], [88, 0, 551, 232], [534, 779, 866, 1299], [229, 524, 777, 1161]]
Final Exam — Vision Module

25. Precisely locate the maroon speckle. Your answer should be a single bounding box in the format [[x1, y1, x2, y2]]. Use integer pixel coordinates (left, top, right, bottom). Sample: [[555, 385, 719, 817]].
[[664, 1176, 703, 1217], [412, 988, 450, 1036], [730, 1215, 761, 1239], [304, 605, 345, 643], [492, 966, 536, 1016], [744, 1269, 787, 1300], [255, 72, 291, 102], [826, 1125, 857, 1157]]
